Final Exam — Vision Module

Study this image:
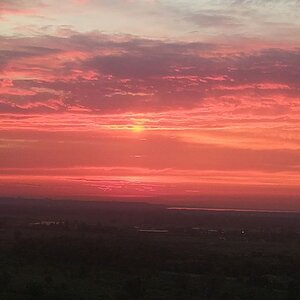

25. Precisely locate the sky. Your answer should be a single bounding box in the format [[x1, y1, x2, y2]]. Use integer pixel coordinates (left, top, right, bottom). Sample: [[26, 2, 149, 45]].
[[0, 0, 300, 209]]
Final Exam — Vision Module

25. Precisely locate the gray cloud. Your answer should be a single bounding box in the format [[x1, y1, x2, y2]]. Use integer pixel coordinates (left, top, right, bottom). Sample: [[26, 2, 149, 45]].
[[1, 32, 300, 114], [186, 12, 241, 28]]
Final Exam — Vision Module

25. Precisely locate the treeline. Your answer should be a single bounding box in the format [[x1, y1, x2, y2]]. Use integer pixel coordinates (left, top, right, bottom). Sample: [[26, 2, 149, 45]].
[[0, 231, 298, 299]]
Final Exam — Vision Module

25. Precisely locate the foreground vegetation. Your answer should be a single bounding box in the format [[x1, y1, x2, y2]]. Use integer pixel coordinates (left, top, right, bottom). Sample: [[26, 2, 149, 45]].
[[0, 227, 299, 300], [0, 199, 299, 299]]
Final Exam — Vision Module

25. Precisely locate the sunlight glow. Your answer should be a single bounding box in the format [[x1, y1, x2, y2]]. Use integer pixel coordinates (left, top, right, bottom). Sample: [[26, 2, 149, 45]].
[[131, 124, 145, 133]]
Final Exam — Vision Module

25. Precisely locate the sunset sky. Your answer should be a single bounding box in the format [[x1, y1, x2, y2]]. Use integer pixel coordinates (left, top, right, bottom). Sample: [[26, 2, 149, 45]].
[[0, 0, 300, 208]]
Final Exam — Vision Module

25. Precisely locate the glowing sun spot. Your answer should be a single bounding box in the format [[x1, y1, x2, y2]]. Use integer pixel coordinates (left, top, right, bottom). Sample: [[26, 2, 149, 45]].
[[131, 124, 144, 133]]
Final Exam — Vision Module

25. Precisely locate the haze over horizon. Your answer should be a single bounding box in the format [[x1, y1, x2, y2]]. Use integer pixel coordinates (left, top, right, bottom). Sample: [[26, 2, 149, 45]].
[[0, 0, 300, 209]]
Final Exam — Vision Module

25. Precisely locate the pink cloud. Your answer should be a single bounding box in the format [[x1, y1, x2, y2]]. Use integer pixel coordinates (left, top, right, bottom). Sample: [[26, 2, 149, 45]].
[[0, 29, 299, 203]]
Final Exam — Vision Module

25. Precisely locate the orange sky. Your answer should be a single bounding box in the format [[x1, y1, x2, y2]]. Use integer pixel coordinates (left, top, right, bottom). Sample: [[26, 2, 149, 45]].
[[0, 0, 300, 209]]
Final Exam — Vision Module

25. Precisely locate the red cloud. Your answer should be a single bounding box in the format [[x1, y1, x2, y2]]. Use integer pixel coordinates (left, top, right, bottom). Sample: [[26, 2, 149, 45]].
[[0, 31, 299, 203]]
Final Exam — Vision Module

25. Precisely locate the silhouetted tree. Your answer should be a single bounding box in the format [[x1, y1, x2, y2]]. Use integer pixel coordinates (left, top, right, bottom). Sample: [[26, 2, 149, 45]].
[[0, 270, 11, 288], [123, 276, 145, 300], [25, 281, 44, 299]]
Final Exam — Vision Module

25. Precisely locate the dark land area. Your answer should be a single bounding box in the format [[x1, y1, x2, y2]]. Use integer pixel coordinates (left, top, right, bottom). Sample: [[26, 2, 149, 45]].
[[0, 198, 300, 300]]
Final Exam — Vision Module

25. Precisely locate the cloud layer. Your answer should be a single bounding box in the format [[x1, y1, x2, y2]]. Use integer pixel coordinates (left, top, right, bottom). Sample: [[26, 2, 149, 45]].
[[0, 1, 300, 207]]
